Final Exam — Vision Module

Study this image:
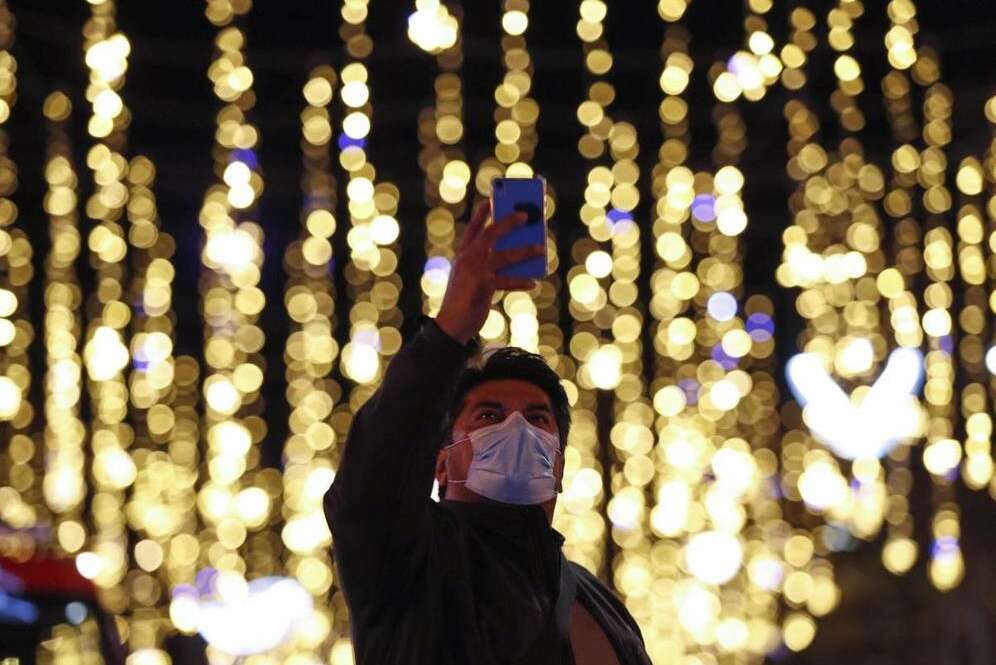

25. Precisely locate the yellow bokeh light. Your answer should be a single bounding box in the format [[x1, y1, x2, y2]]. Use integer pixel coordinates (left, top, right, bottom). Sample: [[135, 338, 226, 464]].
[[502, 10, 529, 36]]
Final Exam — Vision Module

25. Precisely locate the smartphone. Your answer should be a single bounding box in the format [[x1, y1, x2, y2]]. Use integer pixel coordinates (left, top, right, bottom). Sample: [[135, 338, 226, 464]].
[[490, 176, 547, 279]]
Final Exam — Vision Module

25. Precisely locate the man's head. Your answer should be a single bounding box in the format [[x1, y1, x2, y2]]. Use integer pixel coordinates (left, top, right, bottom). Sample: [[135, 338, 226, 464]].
[[435, 347, 571, 522]]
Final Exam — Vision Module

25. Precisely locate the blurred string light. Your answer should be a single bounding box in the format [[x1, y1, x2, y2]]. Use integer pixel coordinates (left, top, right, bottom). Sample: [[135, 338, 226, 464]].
[[775, 0, 896, 553], [875, 0, 928, 576], [475, 0, 546, 353], [78, 0, 136, 629], [561, 0, 617, 582], [0, 2, 31, 508], [906, 30, 965, 591], [0, 0, 35, 537], [953, 104, 995, 497], [39, 91, 88, 555], [177, 5, 279, 663], [279, 63, 342, 661], [122, 151, 190, 654], [336, 0, 404, 396], [575, 2, 663, 658], [406, 0, 458, 54], [416, 2, 465, 325], [327, 1, 406, 661], [711, 0, 782, 103]]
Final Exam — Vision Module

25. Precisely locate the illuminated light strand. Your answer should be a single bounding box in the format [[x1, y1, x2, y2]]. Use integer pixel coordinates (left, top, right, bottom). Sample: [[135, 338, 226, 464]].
[[711, 0, 782, 103], [647, 23, 721, 661], [178, 4, 274, 651], [280, 64, 341, 659], [0, 1, 41, 538], [591, 26, 656, 664], [776, 3, 890, 547], [823, 2, 920, 574], [827, 1, 866, 134], [40, 92, 88, 556], [417, 4, 466, 325], [331, 1, 405, 660], [873, 4, 932, 577], [728, 10, 840, 660], [646, 25, 706, 662], [472, 0, 545, 351], [967, 97, 996, 503], [568, 2, 654, 626], [79, 0, 137, 621], [908, 40, 965, 590], [987, 96, 996, 501], [700, 105, 806, 657], [772, 5, 863, 655], [878, 8, 924, 359], [121, 155, 188, 650], [565, 0, 618, 581], [953, 161, 992, 492], [693, 33, 811, 659], [337, 2, 403, 394]]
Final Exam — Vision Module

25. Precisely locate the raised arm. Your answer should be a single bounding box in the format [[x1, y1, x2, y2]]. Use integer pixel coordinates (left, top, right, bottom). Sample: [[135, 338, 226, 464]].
[[322, 201, 544, 603]]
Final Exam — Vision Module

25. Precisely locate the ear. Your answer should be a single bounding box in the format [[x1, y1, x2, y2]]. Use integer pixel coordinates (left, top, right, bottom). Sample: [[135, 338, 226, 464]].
[[435, 448, 448, 496], [554, 449, 565, 494]]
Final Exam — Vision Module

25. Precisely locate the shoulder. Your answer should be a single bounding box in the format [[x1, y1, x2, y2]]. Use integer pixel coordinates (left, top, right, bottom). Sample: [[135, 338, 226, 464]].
[[568, 561, 649, 653]]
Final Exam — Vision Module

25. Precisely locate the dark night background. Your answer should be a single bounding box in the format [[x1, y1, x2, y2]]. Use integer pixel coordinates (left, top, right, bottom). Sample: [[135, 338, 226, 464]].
[[4, 1, 996, 663]]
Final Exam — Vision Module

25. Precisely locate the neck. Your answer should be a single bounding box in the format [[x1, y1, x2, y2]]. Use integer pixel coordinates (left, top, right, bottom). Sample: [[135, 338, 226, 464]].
[[441, 486, 556, 524]]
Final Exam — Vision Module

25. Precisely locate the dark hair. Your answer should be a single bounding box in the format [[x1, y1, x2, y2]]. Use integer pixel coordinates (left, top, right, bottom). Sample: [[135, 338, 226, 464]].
[[439, 346, 571, 452]]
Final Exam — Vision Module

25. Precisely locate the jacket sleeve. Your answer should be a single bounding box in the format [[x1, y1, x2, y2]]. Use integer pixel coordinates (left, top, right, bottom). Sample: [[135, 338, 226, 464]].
[[323, 317, 479, 606]]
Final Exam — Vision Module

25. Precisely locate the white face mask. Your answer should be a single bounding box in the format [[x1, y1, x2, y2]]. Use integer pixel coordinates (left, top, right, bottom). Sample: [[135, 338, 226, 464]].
[[444, 411, 561, 505]]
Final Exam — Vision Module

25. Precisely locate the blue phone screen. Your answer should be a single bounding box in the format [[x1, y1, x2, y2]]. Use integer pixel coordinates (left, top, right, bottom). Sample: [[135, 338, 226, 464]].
[[491, 177, 547, 279]]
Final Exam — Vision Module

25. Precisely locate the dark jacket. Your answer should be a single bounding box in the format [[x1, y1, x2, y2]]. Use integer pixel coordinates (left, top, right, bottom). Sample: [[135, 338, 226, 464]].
[[324, 317, 652, 665]]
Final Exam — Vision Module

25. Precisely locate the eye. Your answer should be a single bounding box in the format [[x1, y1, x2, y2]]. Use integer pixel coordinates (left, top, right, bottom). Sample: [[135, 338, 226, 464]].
[[476, 409, 501, 422], [528, 413, 550, 425]]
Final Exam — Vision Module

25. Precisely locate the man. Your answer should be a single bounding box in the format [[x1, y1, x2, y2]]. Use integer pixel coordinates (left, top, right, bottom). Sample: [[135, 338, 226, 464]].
[[324, 201, 651, 664]]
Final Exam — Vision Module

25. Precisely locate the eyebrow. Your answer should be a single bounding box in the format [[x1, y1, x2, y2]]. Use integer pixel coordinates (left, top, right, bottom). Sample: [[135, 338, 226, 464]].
[[469, 400, 553, 414]]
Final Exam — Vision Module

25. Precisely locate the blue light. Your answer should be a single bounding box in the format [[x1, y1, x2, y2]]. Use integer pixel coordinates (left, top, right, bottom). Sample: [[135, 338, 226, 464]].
[[678, 378, 699, 406], [338, 133, 366, 150], [66, 601, 88, 625], [691, 194, 716, 221], [746, 313, 774, 341], [711, 344, 738, 370], [0, 591, 39, 624], [938, 334, 954, 355], [231, 148, 258, 169], [195, 567, 218, 596], [172, 583, 198, 600], [606, 208, 631, 223], [424, 256, 451, 273], [931, 536, 959, 559]]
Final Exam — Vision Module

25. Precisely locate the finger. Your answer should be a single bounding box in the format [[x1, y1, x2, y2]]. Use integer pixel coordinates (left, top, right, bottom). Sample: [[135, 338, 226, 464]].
[[479, 210, 530, 246], [460, 200, 491, 250], [493, 276, 538, 291], [489, 244, 546, 271]]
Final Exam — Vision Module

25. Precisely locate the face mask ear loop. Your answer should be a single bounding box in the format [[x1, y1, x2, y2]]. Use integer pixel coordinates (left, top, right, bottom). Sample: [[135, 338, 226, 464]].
[[442, 435, 470, 484], [443, 436, 468, 451]]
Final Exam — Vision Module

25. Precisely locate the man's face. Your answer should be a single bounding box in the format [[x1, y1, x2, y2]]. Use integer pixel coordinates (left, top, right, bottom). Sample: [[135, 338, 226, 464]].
[[435, 379, 564, 518]]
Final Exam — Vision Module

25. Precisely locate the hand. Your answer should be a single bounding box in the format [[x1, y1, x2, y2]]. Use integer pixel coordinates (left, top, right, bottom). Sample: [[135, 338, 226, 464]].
[[435, 200, 544, 345]]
